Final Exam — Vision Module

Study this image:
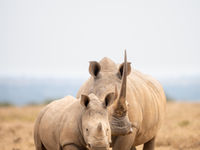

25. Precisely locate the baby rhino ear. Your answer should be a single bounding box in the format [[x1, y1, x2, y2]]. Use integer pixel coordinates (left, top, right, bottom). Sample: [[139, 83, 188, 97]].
[[89, 61, 101, 78], [80, 94, 90, 108], [104, 92, 116, 108]]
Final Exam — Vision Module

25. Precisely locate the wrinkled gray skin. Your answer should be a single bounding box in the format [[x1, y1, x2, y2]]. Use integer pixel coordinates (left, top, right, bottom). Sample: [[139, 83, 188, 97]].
[[77, 52, 166, 150], [34, 93, 117, 150]]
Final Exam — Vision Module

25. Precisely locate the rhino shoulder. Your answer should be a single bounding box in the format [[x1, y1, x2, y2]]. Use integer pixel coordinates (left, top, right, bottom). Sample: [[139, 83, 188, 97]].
[[76, 79, 92, 98], [59, 99, 84, 148]]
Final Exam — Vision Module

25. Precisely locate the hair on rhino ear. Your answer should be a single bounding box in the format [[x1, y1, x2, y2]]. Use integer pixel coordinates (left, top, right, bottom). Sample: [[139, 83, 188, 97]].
[[80, 94, 90, 108], [89, 61, 101, 78], [104, 92, 116, 107], [118, 62, 131, 79]]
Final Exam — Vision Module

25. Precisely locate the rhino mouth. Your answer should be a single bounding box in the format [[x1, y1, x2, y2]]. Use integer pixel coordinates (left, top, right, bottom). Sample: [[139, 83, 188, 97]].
[[87, 144, 110, 150], [91, 147, 109, 150], [110, 115, 134, 136]]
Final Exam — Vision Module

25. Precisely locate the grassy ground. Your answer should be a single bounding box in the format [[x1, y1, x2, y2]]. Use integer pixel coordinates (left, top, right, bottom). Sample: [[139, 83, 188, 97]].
[[0, 102, 200, 150]]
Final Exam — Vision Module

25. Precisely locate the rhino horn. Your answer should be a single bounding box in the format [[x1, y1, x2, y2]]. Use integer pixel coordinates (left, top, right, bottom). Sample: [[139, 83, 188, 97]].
[[115, 50, 128, 114], [97, 122, 103, 132], [114, 85, 118, 100]]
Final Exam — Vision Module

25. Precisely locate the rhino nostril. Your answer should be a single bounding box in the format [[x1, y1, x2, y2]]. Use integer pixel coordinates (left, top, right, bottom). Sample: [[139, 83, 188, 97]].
[[86, 143, 91, 149], [109, 142, 112, 147], [88, 143, 91, 148], [128, 128, 133, 134]]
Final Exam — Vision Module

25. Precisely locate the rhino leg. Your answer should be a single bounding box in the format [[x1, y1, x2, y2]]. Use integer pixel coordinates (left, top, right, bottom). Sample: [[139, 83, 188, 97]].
[[34, 133, 47, 150], [131, 147, 136, 150], [143, 137, 155, 150], [41, 143, 47, 150], [62, 145, 80, 150], [35, 141, 47, 150], [112, 133, 136, 150]]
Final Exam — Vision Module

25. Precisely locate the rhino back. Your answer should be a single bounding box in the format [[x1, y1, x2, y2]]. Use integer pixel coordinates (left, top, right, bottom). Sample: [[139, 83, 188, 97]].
[[127, 70, 166, 145], [77, 77, 93, 98]]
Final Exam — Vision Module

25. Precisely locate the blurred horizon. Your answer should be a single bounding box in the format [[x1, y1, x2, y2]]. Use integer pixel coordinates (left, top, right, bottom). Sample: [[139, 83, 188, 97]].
[[0, 73, 200, 106]]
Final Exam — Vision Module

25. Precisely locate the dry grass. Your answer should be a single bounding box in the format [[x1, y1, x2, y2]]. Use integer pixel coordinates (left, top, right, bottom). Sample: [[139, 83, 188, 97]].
[[0, 102, 200, 150]]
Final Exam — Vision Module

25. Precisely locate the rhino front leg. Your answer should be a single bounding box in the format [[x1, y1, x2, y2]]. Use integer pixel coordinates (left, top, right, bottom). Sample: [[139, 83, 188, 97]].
[[62, 144, 80, 150], [131, 147, 136, 150], [143, 137, 155, 150], [112, 133, 136, 150]]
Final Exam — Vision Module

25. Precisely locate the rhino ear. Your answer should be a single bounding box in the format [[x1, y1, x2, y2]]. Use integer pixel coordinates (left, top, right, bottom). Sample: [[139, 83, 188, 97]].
[[80, 94, 90, 108], [104, 92, 116, 108], [89, 61, 101, 78], [118, 62, 131, 79]]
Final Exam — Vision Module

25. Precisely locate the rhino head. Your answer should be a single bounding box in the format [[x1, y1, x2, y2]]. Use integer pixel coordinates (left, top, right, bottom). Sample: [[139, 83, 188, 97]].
[[86, 51, 133, 136], [80, 92, 116, 150]]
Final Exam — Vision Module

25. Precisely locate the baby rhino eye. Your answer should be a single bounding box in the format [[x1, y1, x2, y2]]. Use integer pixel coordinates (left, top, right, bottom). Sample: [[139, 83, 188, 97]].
[[85, 128, 89, 135]]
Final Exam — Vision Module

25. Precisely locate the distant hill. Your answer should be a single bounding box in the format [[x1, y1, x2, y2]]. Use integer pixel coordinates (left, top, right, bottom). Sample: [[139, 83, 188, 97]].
[[0, 75, 199, 105], [0, 77, 85, 105], [160, 75, 200, 101]]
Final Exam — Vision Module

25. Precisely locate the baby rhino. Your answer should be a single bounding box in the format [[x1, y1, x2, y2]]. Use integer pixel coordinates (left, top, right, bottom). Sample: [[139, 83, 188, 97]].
[[34, 92, 116, 150]]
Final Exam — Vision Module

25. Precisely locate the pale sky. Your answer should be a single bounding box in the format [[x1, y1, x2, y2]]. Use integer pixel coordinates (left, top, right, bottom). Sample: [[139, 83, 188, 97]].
[[0, 0, 200, 79]]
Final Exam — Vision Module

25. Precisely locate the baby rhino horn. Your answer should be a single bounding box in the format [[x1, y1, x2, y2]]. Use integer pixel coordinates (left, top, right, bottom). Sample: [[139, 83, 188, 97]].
[[97, 122, 103, 132]]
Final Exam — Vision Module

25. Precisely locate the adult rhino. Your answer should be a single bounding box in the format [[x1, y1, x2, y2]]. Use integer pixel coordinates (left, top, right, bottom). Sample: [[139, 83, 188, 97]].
[[77, 51, 166, 150], [34, 92, 117, 150]]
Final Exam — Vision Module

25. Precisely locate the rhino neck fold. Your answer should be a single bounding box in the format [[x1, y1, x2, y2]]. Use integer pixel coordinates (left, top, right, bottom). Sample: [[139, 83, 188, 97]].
[[110, 114, 133, 136]]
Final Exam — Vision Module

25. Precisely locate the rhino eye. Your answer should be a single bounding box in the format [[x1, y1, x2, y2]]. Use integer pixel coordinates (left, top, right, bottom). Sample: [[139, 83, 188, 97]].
[[85, 128, 89, 135]]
